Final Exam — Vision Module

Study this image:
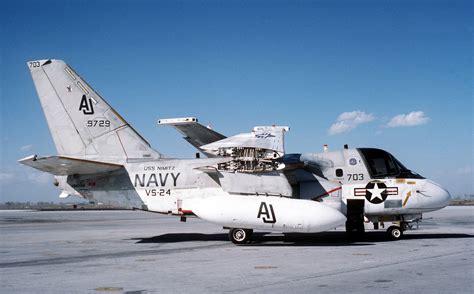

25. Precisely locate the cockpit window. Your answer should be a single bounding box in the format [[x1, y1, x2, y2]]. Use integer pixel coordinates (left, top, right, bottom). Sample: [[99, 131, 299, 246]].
[[358, 148, 424, 179]]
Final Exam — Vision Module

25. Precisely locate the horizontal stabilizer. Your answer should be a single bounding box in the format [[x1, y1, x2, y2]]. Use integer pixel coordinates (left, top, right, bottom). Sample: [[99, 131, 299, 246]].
[[18, 155, 123, 175]]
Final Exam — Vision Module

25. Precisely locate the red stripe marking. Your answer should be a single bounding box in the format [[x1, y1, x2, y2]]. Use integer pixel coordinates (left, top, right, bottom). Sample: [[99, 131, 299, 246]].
[[354, 188, 366, 196], [180, 210, 194, 215], [312, 187, 342, 200], [386, 187, 399, 195]]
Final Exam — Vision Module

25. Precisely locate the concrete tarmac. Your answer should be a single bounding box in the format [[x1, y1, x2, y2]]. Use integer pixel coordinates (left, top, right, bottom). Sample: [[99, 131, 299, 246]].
[[0, 206, 473, 293]]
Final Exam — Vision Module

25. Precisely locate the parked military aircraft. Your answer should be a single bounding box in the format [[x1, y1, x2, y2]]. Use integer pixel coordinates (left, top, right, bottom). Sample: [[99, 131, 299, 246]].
[[20, 59, 451, 244]]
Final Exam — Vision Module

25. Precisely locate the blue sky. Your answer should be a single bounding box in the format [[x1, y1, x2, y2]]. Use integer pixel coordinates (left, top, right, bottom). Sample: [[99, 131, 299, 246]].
[[1, 0, 472, 202]]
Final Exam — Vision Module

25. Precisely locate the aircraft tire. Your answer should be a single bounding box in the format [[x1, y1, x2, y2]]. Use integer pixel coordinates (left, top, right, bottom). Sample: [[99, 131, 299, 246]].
[[228, 228, 253, 244], [387, 226, 403, 240]]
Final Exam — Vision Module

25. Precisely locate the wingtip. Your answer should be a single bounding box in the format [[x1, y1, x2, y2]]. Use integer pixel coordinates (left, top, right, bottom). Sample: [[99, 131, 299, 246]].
[[18, 154, 37, 163]]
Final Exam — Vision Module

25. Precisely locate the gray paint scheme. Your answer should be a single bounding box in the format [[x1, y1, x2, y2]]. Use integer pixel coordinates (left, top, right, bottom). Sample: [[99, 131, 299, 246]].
[[20, 59, 451, 239]]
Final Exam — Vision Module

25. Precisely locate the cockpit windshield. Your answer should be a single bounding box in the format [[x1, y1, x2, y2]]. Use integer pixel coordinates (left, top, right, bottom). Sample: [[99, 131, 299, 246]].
[[358, 148, 424, 179]]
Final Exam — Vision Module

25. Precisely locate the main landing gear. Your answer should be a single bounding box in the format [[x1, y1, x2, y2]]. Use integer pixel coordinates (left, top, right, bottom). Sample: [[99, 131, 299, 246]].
[[228, 228, 253, 244]]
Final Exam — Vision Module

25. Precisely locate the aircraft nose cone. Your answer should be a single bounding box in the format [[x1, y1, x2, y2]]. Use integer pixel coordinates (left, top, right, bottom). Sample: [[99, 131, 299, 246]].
[[421, 181, 451, 210]]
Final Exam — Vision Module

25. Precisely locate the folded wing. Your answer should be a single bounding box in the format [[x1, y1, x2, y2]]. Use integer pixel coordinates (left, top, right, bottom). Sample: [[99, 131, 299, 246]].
[[158, 117, 226, 153]]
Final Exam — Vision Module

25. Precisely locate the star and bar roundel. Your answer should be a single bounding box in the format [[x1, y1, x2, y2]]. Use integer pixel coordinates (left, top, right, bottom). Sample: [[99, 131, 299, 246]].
[[354, 181, 398, 204]]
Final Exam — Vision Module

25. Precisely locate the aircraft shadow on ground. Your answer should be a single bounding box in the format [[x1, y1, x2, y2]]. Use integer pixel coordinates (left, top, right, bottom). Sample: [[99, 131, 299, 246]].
[[131, 232, 473, 246]]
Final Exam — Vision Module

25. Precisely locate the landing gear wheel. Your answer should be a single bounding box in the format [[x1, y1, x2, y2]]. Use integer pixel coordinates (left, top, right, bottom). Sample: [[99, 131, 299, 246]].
[[387, 226, 403, 240], [228, 228, 253, 244]]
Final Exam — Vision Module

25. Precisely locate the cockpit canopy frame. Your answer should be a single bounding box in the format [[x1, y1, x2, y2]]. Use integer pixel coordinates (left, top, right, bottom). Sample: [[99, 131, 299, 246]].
[[357, 148, 424, 179]]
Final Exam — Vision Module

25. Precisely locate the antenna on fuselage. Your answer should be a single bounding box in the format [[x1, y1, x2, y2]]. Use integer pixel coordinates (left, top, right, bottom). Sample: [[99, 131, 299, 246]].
[[323, 144, 329, 152]]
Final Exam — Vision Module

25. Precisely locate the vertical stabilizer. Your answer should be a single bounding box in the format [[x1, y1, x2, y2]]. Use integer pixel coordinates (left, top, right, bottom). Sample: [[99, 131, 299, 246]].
[[28, 59, 160, 163]]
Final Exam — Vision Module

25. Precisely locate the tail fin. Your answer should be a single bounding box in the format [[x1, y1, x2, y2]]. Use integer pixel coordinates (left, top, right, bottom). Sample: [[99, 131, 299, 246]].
[[28, 59, 160, 163]]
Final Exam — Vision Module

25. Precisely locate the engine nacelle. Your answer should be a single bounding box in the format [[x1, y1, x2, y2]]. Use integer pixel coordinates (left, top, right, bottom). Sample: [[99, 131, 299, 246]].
[[185, 195, 346, 232]]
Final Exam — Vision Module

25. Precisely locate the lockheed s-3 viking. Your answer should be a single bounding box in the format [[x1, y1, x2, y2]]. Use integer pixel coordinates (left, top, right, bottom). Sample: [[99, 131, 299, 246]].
[[20, 59, 451, 244]]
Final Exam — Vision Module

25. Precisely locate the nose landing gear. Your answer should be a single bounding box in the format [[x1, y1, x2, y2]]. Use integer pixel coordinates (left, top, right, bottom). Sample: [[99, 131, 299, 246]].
[[387, 226, 403, 240]]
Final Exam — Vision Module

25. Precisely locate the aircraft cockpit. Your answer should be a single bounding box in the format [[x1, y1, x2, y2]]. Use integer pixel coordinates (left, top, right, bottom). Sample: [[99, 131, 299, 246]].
[[357, 148, 424, 179]]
